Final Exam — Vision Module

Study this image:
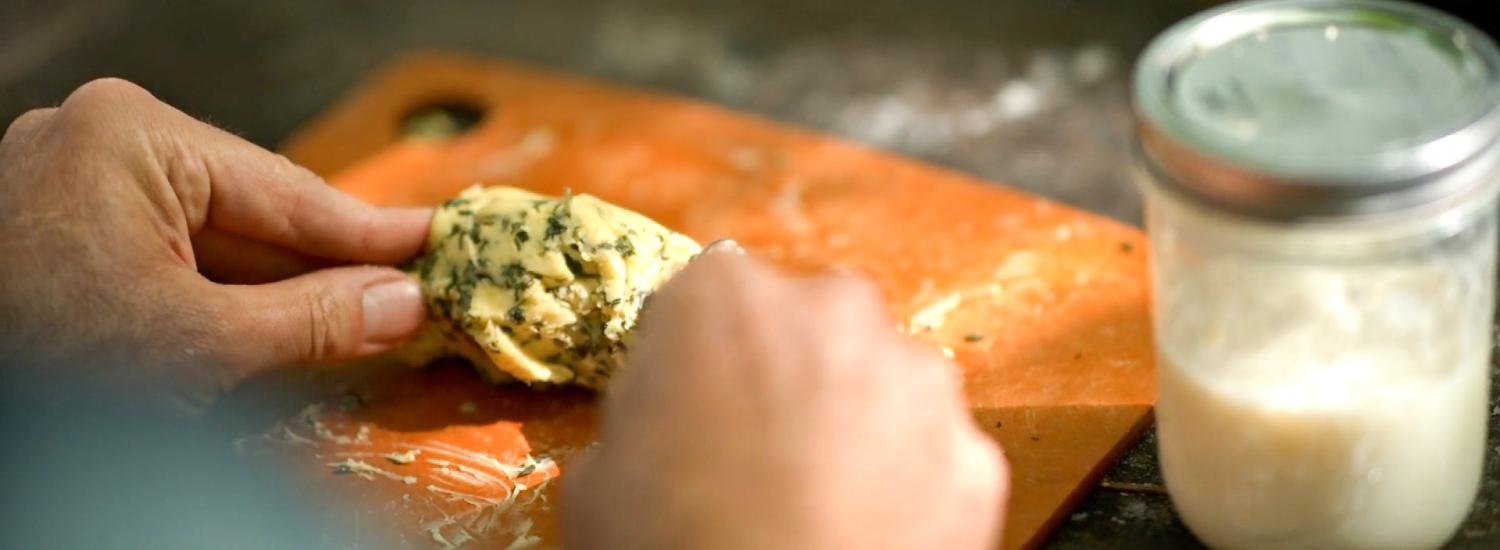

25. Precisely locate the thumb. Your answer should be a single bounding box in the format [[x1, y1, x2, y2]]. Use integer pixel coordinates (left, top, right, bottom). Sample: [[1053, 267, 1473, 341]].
[[215, 266, 427, 375]]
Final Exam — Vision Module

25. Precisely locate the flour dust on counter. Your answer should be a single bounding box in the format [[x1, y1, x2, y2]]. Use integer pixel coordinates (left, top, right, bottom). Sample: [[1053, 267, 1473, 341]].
[[400, 185, 702, 389]]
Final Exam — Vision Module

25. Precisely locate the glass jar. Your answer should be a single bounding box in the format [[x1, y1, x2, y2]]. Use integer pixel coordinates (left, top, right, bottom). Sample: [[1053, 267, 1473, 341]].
[[1134, 1, 1500, 548]]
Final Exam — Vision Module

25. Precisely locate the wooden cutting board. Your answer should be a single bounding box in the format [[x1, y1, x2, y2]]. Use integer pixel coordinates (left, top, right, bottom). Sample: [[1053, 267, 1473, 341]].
[[234, 51, 1156, 549]]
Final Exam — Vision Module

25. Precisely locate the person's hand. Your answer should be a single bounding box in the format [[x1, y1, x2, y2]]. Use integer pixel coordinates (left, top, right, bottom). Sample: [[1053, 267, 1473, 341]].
[[0, 79, 431, 414], [561, 245, 1009, 550]]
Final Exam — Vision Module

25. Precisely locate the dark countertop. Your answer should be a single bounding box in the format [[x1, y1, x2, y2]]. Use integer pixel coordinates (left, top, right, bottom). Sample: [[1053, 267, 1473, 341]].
[[3, 0, 1497, 547]]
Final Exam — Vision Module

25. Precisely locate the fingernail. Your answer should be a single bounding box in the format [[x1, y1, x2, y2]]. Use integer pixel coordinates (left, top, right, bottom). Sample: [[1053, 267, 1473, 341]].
[[703, 239, 745, 255], [362, 278, 425, 343]]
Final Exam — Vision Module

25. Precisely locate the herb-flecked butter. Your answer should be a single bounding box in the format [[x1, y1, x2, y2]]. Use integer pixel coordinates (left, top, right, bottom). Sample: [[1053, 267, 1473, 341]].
[[399, 185, 701, 388]]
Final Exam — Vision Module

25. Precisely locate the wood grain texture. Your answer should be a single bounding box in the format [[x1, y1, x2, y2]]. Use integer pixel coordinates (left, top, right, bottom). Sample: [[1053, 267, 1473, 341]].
[[254, 51, 1156, 549]]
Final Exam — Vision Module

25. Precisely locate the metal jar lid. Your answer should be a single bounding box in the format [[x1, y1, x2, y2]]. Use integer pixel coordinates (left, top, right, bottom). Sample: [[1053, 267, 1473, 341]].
[[1134, 0, 1500, 219]]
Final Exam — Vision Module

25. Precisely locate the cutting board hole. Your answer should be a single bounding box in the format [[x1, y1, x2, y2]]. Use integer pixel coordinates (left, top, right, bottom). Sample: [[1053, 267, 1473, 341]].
[[400, 100, 487, 141]]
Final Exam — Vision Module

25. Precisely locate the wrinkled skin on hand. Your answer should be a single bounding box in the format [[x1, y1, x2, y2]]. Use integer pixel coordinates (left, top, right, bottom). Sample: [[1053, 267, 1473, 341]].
[[0, 79, 432, 414], [562, 247, 1009, 550]]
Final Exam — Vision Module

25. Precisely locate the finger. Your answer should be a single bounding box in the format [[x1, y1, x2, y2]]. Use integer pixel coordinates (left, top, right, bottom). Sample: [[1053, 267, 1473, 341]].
[[55, 78, 433, 264], [634, 241, 761, 347], [614, 248, 771, 408], [951, 428, 1008, 548], [203, 157, 434, 264], [211, 266, 426, 378], [558, 449, 610, 550], [803, 270, 892, 332], [191, 134, 434, 264], [633, 247, 774, 353], [654, 240, 760, 302], [192, 227, 334, 284], [2, 107, 57, 145]]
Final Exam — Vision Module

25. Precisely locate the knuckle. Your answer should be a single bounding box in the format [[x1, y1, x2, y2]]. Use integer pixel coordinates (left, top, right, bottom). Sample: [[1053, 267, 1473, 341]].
[[65, 78, 152, 109], [179, 295, 237, 386], [862, 340, 956, 401], [760, 273, 891, 381], [3, 107, 57, 140], [272, 152, 317, 180], [193, 296, 234, 355], [302, 286, 348, 360], [190, 288, 232, 341], [178, 286, 240, 373], [51, 78, 155, 137], [245, 151, 316, 188]]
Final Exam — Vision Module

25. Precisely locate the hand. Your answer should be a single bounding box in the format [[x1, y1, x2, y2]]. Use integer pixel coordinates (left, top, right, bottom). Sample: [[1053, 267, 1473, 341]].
[[0, 79, 432, 414], [561, 245, 1008, 550]]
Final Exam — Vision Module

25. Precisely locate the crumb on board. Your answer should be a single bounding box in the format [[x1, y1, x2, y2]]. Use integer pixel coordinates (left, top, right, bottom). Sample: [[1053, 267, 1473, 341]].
[[909, 293, 962, 333], [385, 449, 421, 465]]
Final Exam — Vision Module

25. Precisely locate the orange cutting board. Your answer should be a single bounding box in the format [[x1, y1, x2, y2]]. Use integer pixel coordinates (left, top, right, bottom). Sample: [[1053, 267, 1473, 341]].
[[237, 51, 1155, 549]]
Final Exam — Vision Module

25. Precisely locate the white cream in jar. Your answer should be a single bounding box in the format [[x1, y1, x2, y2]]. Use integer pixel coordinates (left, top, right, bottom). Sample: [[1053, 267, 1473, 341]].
[[1149, 195, 1495, 548]]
